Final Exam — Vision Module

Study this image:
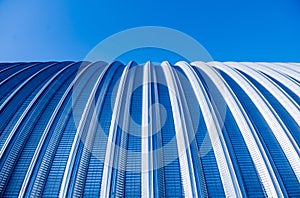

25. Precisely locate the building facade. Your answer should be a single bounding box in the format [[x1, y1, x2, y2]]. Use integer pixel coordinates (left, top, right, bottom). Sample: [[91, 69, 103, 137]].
[[0, 61, 299, 197]]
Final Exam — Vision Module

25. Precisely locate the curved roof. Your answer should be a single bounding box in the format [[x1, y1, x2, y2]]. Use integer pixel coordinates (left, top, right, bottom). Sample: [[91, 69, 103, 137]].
[[0, 61, 299, 197]]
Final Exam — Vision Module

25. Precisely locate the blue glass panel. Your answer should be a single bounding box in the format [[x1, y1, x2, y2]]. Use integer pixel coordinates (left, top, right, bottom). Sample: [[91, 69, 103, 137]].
[[221, 71, 299, 197]]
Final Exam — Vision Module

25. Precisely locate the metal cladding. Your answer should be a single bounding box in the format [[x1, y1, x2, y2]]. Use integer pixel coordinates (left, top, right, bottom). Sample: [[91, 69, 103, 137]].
[[0, 61, 299, 197]]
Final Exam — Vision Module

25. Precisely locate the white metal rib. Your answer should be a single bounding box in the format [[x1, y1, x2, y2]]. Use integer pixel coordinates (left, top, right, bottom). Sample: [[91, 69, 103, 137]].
[[151, 65, 166, 196], [0, 63, 69, 160], [210, 62, 300, 182], [176, 61, 242, 197], [173, 63, 209, 196], [59, 63, 109, 198], [274, 63, 300, 76], [205, 62, 286, 196], [0, 63, 20, 74], [73, 63, 109, 197], [114, 63, 136, 197], [99, 64, 129, 198], [0, 63, 55, 112], [0, 63, 38, 85], [288, 63, 300, 72], [141, 62, 154, 198], [18, 62, 93, 197], [161, 61, 199, 197], [267, 62, 300, 80], [228, 62, 300, 125], [247, 62, 300, 99], [203, 61, 285, 196]]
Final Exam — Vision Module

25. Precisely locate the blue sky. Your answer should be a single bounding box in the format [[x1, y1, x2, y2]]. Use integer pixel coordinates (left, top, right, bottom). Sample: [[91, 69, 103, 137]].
[[0, 0, 300, 62]]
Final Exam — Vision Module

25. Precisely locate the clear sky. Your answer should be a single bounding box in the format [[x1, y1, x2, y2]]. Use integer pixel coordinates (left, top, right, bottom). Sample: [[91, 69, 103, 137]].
[[0, 0, 300, 62]]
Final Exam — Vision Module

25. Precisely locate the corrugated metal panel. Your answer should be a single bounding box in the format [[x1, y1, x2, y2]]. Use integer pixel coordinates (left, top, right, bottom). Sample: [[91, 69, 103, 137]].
[[0, 61, 299, 197]]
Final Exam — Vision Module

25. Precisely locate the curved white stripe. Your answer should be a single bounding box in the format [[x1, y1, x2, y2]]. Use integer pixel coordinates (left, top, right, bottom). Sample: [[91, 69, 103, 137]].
[[289, 62, 300, 71], [0, 63, 55, 111], [176, 61, 242, 197], [0, 63, 20, 74], [0, 63, 38, 85], [114, 63, 136, 197], [59, 63, 110, 198], [18, 62, 92, 197], [0, 63, 69, 159], [209, 62, 300, 183], [227, 62, 300, 126], [73, 64, 109, 197], [161, 61, 200, 197], [246, 62, 300, 99], [192, 61, 284, 197], [142, 62, 154, 198], [151, 65, 165, 196], [275, 63, 300, 75], [172, 64, 209, 196], [268, 62, 300, 80], [99, 64, 129, 198]]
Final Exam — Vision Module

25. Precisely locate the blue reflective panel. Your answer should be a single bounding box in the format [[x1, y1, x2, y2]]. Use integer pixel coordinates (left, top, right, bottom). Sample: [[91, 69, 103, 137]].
[[262, 73, 300, 106], [155, 66, 184, 197], [0, 63, 32, 84], [243, 71, 300, 147], [193, 67, 227, 197], [28, 97, 73, 197], [42, 112, 77, 197], [151, 66, 166, 197], [0, 62, 299, 197], [82, 62, 122, 196], [221, 71, 300, 197], [122, 66, 142, 197], [42, 62, 100, 196], [3, 63, 78, 197], [0, 63, 68, 144]]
